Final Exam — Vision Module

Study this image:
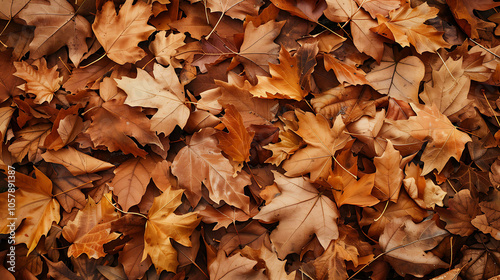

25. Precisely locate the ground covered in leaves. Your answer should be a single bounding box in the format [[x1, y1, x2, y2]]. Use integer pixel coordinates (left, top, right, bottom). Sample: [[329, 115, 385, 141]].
[[1, 0, 500, 279]]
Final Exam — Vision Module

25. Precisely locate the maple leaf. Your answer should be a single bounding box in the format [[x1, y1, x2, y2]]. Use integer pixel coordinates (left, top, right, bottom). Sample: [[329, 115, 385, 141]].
[[115, 64, 190, 136], [216, 104, 255, 172], [108, 155, 161, 212], [247, 47, 309, 100], [264, 128, 303, 166], [62, 193, 121, 259], [379, 216, 449, 277], [355, 0, 402, 18], [254, 171, 339, 259], [208, 249, 267, 280], [149, 31, 186, 67], [8, 122, 51, 162], [14, 59, 62, 104], [438, 189, 481, 236], [314, 224, 373, 280], [471, 190, 500, 240], [371, 2, 451, 54], [393, 103, 472, 175], [365, 46, 425, 104], [41, 147, 114, 176], [92, 0, 156, 65], [282, 110, 351, 182], [420, 57, 472, 116], [240, 244, 296, 280], [270, 0, 327, 22], [85, 100, 163, 158], [236, 20, 284, 84], [17, 0, 92, 66], [143, 187, 200, 273], [207, 0, 264, 20], [458, 238, 500, 280], [324, 53, 369, 86], [171, 128, 252, 212], [0, 167, 60, 254]]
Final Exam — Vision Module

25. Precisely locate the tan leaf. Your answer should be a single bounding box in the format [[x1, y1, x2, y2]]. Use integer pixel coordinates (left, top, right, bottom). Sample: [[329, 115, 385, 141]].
[[207, 0, 263, 20], [365, 47, 425, 104], [236, 20, 284, 84], [149, 31, 186, 67], [254, 171, 339, 259], [0, 0, 30, 20], [62, 193, 120, 259], [264, 128, 303, 166], [393, 103, 472, 175], [209, 249, 266, 280], [379, 216, 448, 277], [0, 167, 60, 254], [240, 244, 296, 280], [371, 2, 451, 54], [14, 59, 62, 104], [283, 110, 351, 182], [420, 57, 472, 116], [42, 147, 114, 176], [351, 9, 386, 62], [144, 187, 200, 273], [438, 189, 481, 236], [92, 0, 156, 64], [324, 0, 357, 22], [355, 0, 402, 18], [115, 65, 190, 136]]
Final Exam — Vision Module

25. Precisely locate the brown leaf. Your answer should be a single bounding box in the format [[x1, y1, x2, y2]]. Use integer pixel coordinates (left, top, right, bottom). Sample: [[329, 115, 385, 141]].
[[270, 0, 326, 22], [17, 0, 92, 66], [472, 190, 500, 240], [324, 54, 369, 86], [8, 122, 51, 162], [208, 249, 266, 280], [62, 193, 120, 258], [171, 128, 252, 212], [254, 171, 339, 259], [92, 0, 156, 64], [379, 216, 449, 277], [149, 31, 186, 67], [42, 147, 114, 176], [14, 58, 62, 104], [438, 189, 481, 236], [282, 110, 351, 182], [373, 140, 404, 202], [207, 0, 264, 20], [216, 104, 255, 168], [0, 167, 60, 254]]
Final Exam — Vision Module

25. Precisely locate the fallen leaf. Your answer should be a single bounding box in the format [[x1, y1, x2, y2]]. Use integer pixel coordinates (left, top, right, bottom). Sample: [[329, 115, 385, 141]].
[[438, 189, 481, 236], [0, 167, 60, 254], [143, 187, 200, 273], [379, 216, 449, 277], [373, 140, 404, 202], [472, 190, 500, 240], [42, 147, 114, 176], [62, 193, 120, 258], [254, 171, 339, 259], [92, 0, 156, 64], [14, 58, 62, 104]]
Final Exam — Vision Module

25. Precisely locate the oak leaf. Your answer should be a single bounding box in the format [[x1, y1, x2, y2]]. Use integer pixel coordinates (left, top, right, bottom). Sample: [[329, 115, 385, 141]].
[[42, 147, 114, 176], [379, 216, 448, 277], [171, 128, 252, 212], [282, 110, 351, 182], [0, 167, 60, 254], [62, 193, 120, 259], [365, 46, 425, 104], [115, 64, 190, 136], [254, 171, 339, 259], [17, 0, 92, 66], [371, 2, 451, 54], [14, 59, 62, 104], [92, 0, 156, 64], [143, 187, 200, 273]]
